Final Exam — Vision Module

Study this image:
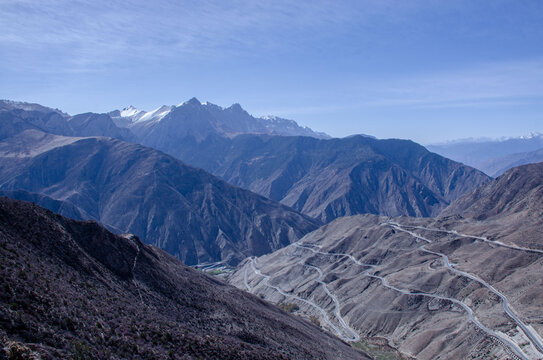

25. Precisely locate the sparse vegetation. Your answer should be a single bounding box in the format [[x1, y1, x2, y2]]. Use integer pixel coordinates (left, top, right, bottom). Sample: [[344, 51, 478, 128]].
[[278, 302, 299, 313], [70, 340, 92, 360], [352, 340, 403, 360], [0, 197, 364, 360], [309, 315, 320, 327], [5, 341, 40, 360], [206, 269, 227, 275]]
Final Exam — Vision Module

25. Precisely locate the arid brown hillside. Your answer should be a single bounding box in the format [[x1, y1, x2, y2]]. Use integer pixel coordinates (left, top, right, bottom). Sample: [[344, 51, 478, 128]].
[[440, 161, 543, 249], [0, 197, 368, 360], [229, 163, 543, 359], [441, 161, 543, 220]]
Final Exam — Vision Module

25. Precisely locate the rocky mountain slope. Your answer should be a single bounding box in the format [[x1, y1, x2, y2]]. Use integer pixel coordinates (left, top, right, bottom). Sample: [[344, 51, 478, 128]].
[[228, 162, 543, 359], [0, 130, 319, 265], [427, 133, 543, 176], [439, 161, 543, 249], [175, 134, 489, 222], [442, 161, 543, 220], [0, 196, 368, 359]]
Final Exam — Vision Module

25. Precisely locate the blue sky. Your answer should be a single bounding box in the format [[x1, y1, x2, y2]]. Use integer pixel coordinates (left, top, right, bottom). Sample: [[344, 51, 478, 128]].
[[1, 0, 543, 143]]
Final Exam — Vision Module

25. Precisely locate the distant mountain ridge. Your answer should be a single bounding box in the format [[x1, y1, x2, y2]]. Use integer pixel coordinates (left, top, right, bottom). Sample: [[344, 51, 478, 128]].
[[109, 97, 330, 140], [427, 133, 543, 176], [173, 134, 490, 222], [1, 98, 329, 144], [0, 100, 134, 142], [477, 147, 543, 177]]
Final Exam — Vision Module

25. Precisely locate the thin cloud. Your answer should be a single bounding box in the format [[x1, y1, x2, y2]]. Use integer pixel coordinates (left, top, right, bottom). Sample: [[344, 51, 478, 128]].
[[360, 59, 543, 108], [0, 0, 428, 72]]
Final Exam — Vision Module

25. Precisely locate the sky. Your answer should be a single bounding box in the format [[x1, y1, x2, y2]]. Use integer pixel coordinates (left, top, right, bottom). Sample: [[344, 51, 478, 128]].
[[1, 0, 543, 144]]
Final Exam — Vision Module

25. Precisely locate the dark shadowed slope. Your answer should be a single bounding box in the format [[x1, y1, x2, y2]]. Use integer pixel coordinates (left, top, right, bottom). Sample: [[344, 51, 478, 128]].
[[0, 189, 86, 221], [175, 134, 489, 222], [0, 130, 319, 265], [0, 197, 368, 360]]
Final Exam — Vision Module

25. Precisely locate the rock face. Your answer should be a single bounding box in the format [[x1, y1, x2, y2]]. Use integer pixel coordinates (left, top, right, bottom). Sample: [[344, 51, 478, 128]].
[[0, 130, 319, 265], [229, 162, 543, 359], [174, 134, 489, 222], [0, 197, 368, 360]]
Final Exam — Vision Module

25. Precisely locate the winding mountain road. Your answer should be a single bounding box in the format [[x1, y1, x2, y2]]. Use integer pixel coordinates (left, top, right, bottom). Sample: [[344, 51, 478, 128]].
[[303, 263, 360, 342], [386, 222, 543, 359], [246, 256, 350, 341], [388, 221, 543, 255], [296, 239, 530, 359], [242, 221, 542, 359]]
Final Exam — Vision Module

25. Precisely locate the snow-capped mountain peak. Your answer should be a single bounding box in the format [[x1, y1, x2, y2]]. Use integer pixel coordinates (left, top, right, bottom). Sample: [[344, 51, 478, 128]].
[[120, 106, 141, 118], [109, 98, 330, 139], [133, 105, 173, 123]]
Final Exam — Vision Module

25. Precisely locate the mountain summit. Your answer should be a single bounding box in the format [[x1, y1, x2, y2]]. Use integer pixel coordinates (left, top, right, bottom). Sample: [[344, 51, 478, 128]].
[[109, 98, 330, 140]]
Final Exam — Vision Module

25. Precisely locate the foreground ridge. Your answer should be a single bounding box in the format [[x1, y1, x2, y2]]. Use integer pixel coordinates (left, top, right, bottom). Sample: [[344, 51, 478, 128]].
[[0, 197, 368, 359]]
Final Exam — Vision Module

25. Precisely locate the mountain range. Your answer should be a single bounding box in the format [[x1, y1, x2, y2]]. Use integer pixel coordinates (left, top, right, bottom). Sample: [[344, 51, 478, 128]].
[[108, 99, 489, 222], [0, 196, 367, 359], [1, 97, 542, 359], [109, 97, 330, 140], [1, 99, 489, 264], [171, 133, 490, 222], [427, 133, 543, 177]]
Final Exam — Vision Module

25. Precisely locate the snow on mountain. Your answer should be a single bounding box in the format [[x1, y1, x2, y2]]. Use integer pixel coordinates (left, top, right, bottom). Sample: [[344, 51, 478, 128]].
[[259, 115, 330, 138], [119, 105, 142, 118], [134, 105, 174, 123], [109, 98, 330, 139]]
